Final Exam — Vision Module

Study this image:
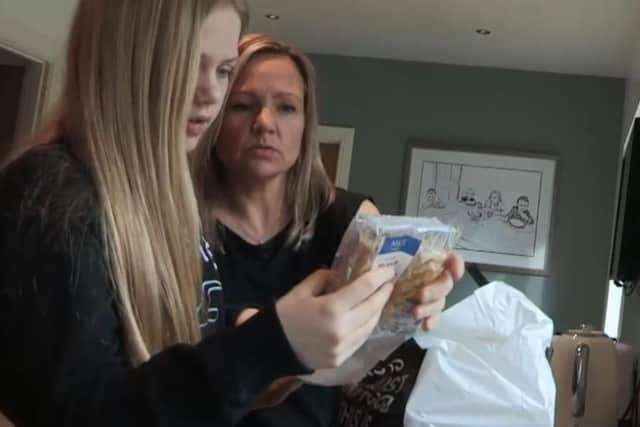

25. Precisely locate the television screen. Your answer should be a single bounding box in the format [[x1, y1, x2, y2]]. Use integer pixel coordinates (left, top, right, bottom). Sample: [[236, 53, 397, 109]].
[[610, 118, 640, 285]]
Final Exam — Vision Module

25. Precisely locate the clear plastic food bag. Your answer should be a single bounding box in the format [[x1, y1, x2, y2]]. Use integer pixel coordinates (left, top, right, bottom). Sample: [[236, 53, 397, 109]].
[[301, 215, 458, 386], [333, 215, 458, 337]]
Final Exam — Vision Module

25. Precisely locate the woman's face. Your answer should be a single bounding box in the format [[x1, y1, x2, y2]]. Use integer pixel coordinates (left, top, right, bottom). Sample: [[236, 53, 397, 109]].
[[186, 6, 241, 151], [216, 54, 306, 181]]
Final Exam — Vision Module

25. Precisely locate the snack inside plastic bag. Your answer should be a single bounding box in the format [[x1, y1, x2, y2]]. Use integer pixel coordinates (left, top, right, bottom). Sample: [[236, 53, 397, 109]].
[[334, 215, 457, 337], [301, 214, 458, 386]]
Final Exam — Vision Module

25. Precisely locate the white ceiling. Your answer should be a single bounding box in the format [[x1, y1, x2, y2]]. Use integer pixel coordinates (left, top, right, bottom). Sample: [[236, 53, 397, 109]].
[[248, 0, 640, 78], [1, 0, 637, 78]]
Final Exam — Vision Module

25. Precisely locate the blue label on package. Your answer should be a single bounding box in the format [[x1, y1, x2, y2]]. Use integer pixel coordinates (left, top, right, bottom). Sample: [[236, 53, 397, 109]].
[[379, 235, 421, 256]]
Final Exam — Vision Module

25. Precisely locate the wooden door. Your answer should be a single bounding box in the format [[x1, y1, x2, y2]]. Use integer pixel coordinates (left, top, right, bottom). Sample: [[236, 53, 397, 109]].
[[0, 64, 25, 162], [320, 142, 340, 184]]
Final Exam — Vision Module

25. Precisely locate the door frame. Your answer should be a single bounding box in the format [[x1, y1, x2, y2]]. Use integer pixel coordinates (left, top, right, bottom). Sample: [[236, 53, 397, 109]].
[[0, 42, 49, 143]]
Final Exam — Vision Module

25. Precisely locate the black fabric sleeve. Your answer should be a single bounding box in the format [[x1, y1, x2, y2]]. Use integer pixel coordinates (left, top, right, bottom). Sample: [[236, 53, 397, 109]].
[[0, 148, 310, 427]]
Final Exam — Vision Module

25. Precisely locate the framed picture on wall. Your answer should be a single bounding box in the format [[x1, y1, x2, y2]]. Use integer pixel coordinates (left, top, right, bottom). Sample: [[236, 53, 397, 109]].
[[402, 141, 557, 275]]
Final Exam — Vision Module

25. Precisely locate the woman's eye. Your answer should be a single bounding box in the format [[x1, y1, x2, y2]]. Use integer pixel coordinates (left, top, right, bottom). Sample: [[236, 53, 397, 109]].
[[229, 102, 253, 112], [217, 66, 233, 78], [279, 104, 297, 113]]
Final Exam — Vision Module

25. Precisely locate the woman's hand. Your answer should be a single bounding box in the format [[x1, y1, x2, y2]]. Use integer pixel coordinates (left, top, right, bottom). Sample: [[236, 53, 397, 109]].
[[276, 268, 394, 370], [410, 252, 464, 331]]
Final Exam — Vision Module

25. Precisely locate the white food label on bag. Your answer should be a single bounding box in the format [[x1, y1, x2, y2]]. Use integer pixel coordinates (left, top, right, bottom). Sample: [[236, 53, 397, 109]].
[[372, 235, 421, 280]]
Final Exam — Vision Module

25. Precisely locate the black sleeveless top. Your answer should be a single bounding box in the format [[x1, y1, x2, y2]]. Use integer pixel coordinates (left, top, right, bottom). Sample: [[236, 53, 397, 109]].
[[214, 189, 368, 427]]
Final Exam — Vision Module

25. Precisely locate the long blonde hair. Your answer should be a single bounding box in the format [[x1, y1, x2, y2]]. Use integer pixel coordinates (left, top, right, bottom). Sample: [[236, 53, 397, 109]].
[[8, 0, 248, 365], [194, 34, 334, 249]]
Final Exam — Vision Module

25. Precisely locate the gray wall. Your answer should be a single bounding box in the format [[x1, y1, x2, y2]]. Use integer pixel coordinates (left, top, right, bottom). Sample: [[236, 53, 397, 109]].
[[310, 53, 625, 332]]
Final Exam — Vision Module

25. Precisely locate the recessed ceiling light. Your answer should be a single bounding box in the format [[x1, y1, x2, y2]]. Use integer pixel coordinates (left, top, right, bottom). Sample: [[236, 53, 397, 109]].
[[265, 14, 280, 20], [476, 28, 492, 35]]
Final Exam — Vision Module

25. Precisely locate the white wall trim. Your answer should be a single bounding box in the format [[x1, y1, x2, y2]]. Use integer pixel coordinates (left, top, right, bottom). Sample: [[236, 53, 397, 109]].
[[0, 14, 65, 112], [318, 125, 355, 189]]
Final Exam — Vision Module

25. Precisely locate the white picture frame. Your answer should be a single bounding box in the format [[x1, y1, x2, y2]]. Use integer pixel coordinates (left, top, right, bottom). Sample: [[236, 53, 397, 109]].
[[403, 142, 557, 275], [317, 125, 354, 189]]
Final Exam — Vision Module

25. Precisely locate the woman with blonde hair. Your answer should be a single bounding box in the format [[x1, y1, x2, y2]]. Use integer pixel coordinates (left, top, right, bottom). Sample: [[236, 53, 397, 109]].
[[0, 3, 398, 426], [194, 34, 465, 427]]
